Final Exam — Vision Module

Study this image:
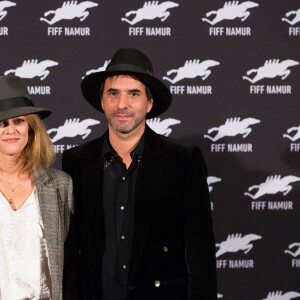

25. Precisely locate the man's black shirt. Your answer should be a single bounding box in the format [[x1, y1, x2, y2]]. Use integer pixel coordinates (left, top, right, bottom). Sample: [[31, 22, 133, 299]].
[[101, 133, 143, 300]]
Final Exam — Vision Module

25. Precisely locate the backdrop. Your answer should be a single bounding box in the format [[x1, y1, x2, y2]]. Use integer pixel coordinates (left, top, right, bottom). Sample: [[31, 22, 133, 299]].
[[1, 0, 300, 298]]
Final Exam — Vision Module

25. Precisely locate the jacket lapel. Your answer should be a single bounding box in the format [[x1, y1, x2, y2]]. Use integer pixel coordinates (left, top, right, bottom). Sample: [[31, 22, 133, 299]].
[[129, 127, 166, 283], [80, 136, 105, 212], [35, 168, 59, 248], [35, 167, 61, 298], [80, 138, 106, 263]]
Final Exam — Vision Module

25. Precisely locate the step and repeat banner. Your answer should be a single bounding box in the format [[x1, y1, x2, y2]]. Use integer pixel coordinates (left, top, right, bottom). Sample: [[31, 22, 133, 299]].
[[1, 0, 300, 298]]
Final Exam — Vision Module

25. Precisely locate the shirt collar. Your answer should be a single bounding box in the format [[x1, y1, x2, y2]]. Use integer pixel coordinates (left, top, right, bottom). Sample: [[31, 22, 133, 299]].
[[102, 131, 145, 163]]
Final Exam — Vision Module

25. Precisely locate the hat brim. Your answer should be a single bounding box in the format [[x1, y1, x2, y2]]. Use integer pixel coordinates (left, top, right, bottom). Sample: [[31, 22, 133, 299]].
[[81, 70, 172, 119], [0, 106, 52, 121]]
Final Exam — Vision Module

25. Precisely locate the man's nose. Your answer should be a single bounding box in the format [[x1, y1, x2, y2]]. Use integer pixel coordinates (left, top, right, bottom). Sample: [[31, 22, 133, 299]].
[[117, 94, 129, 108]]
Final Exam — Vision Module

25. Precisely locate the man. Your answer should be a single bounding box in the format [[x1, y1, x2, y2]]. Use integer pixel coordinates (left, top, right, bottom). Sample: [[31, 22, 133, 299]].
[[62, 48, 217, 300]]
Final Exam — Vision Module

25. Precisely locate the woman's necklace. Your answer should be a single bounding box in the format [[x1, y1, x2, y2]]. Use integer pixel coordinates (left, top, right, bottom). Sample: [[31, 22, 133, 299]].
[[0, 179, 29, 206]]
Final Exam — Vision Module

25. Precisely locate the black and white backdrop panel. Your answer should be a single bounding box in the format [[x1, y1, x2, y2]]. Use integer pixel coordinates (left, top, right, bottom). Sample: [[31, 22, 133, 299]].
[[1, 1, 300, 299]]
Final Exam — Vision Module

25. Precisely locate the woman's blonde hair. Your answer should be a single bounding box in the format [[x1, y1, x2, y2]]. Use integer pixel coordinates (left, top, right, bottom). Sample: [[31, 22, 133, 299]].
[[20, 114, 55, 174]]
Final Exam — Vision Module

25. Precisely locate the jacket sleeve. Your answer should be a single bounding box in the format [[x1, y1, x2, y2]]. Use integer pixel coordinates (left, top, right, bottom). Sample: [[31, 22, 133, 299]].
[[62, 151, 80, 300], [183, 147, 217, 299]]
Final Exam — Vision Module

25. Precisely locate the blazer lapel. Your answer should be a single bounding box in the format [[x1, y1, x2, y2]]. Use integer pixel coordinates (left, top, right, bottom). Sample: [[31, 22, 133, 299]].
[[81, 136, 105, 213], [80, 138, 106, 263], [35, 168, 59, 247], [129, 128, 166, 283], [35, 167, 61, 297]]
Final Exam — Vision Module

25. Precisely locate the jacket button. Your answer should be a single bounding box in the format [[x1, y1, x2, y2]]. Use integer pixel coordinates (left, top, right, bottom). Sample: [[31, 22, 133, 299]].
[[154, 280, 161, 287], [163, 246, 168, 252]]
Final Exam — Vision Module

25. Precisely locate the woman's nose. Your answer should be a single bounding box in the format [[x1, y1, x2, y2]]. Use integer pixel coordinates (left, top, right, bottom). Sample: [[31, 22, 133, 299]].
[[4, 123, 17, 133]]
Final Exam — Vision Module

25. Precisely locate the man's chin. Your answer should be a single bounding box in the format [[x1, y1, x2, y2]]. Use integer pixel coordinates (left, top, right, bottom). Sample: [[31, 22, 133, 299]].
[[117, 129, 131, 134], [110, 120, 133, 134], [114, 125, 133, 134]]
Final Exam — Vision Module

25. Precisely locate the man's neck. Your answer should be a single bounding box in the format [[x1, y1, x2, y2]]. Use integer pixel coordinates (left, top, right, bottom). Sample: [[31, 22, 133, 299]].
[[108, 126, 145, 168]]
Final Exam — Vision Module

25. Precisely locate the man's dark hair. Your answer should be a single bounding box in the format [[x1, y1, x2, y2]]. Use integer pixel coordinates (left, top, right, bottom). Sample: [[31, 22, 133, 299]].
[[99, 75, 153, 101]]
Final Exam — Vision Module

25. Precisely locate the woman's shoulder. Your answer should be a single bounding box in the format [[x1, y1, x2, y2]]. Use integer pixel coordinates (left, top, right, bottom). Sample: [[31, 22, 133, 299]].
[[47, 168, 72, 182], [34, 168, 72, 188]]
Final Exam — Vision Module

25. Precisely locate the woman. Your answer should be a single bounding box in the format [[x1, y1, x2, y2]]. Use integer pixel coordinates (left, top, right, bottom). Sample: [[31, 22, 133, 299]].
[[0, 75, 73, 300]]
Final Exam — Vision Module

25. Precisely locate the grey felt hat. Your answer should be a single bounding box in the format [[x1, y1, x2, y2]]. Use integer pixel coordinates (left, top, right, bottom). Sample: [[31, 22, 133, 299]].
[[0, 75, 51, 121], [81, 48, 172, 118]]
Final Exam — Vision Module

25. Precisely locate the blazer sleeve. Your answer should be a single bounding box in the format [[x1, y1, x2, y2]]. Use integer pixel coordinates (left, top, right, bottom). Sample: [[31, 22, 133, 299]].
[[61, 152, 80, 300], [183, 146, 217, 300]]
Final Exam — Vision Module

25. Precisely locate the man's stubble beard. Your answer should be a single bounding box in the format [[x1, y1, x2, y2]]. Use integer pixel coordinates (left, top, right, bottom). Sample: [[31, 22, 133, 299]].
[[107, 109, 146, 134]]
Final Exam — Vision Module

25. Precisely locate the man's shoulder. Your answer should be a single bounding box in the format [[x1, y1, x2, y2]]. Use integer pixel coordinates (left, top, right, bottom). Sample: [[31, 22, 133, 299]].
[[62, 136, 104, 161], [151, 134, 208, 176], [149, 131, 199, 155]]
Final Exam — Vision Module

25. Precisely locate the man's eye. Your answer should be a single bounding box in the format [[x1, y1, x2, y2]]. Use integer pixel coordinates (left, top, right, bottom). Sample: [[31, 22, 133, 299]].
[[131, 92, 140, 96], [0, 121, 5, 127]]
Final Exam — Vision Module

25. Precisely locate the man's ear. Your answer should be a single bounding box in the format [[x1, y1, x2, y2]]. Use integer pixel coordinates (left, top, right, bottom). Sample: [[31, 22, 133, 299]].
[[147, 98, 153, 113], [101, 98, 104, 111]]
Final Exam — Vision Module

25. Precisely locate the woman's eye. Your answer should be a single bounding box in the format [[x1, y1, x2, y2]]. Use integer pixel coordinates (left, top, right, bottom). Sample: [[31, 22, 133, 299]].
[[13, 119, 26, 125]]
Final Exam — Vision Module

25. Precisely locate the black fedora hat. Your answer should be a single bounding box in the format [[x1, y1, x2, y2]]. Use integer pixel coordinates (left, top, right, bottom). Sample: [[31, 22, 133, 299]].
[[0, 75, 51, 121], [81, 48, 172, 118]]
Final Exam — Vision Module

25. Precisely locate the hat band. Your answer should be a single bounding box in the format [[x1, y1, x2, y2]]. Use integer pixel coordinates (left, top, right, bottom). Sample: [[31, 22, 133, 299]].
[[107, 64, 153, 75], [0, 97, 34, 111]]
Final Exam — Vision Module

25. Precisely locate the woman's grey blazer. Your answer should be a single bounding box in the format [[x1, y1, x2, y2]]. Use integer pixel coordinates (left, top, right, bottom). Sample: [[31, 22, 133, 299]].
[[34, 167, 73, 300]]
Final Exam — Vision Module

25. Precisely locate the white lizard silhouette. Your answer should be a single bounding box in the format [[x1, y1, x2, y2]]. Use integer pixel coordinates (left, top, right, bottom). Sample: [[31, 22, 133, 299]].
[[83, 60, 110, 79], [163, 59, 220, 84], [40, 1, 98, 25], [4, 59, 58, 80], [202, 1, 259, 25], [242, 59, 299, 84], [244, 175, 300, 200], [284, 243, 300, 257], [0, 0, 16, 21], [47, 118, 100, 143], [146, 117, 181, 136], [207, 176, 222, 192], [121, 1, 179, 25], [283, 125, 300, 142], [262, 291, 300, 300], [216, 233, 262, 258], [203, 117, 260, 142], [282, 9, 300, 26]]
